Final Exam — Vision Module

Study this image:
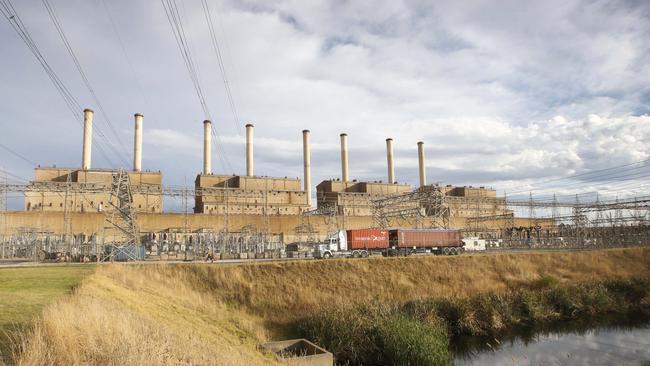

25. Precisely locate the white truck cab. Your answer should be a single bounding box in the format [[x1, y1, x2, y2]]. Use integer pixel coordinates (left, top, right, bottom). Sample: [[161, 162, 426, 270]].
[[314, 230, 348, 258]]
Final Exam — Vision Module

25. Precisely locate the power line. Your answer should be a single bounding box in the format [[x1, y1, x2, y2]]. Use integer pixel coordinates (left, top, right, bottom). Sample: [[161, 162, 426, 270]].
[[0, 143, 37, 166], [201, 0, 242, 136], [99, 0, 149, 109], [160, 0, 234, 174], [0, 167, 29, 183], [42, 0, 130, 167], [0, 0, 118, 167], [502, 157, 650, 190]]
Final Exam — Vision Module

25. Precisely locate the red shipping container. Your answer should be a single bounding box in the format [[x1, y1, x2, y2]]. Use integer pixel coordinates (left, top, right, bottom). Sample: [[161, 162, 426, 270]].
[[391, 229, 462, 248], [346, 229, 389, 249]]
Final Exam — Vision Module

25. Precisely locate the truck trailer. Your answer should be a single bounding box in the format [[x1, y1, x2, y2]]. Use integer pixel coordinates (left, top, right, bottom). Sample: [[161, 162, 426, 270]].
[[389, 228, 464, 255]]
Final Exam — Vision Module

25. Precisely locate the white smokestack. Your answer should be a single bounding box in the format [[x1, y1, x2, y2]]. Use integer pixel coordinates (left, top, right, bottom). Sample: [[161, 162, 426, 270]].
[[203, 120, 212, 175], [133, 113, 143, 172], [340, 133, 349, 182], [386, 138, 395, 184], [246, 123, 254, 176], [418, 141, 427, 187], [81, 108, 93, 170], [303, 129, 312, 206]]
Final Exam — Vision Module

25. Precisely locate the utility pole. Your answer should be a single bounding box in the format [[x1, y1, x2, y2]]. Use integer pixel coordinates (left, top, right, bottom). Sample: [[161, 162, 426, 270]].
[[63, 172, 72, 261], [0, 169, 6, 259]]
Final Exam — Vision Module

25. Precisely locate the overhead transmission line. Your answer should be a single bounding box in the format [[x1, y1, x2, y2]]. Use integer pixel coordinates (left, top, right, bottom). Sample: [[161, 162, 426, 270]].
[[42, 0, 130, 167], [507, 167, 650, 198], [161, 0, 234, 174], [0, 0, 118, 167], [99, 0, 150, 108], [502, 157, 650, 192], [0, 143, 37, 166], [501, 157, 650, 198], [201, 0, 242, 136], [0, 167, 29, 183]]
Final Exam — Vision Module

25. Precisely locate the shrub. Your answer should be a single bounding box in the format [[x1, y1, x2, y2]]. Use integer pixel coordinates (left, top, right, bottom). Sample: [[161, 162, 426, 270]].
[[297, 302, 451, 365], [378, 316, 450, 366], [531, 273, 558, 290]]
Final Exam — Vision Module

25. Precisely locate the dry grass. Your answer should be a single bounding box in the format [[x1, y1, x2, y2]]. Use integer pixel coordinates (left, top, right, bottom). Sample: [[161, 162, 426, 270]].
[[0, 266, 95, 365], [14, 265, 278, 366], [11, 247, 650, 365], [156, 248, 650, 324]]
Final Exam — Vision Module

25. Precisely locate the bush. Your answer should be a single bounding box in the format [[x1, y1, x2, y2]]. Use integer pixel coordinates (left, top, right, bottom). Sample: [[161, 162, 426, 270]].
[[379, 316, 450, 366], [296, 277, 650, 365], [297, 302, 451, 365], [531, 274, 558, 290]]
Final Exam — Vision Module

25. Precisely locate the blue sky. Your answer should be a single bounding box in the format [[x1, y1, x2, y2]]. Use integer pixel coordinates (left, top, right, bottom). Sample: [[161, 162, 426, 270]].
[[1, 0, 649, 210]]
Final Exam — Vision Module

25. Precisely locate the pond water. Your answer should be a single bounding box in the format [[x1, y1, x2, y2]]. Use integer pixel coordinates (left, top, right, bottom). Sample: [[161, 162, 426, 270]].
[[455, 326, 650, 366]]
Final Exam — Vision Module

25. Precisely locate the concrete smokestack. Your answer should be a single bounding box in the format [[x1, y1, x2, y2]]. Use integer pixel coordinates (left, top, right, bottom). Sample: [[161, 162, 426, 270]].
[[133, 113, 143, 172], [81, 108, 93, 170], [417, 141, 427, 187], [340, 133, 349, 182], [203, 120, 212, 175], [386, 138, 395, 184], [302, 130, 312, 207], [246, 123, 254, 176]]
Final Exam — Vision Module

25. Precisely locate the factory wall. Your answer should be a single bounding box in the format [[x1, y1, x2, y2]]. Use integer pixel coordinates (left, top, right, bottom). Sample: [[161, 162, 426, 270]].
[[0, 211, 486, 243]]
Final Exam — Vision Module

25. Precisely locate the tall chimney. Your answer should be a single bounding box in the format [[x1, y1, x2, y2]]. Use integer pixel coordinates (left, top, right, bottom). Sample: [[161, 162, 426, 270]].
[[81, 108, 93, 170], [133, 113, 143, 172], [340, 133, 349, 182], [203, 120, 212, 175], [417, 141, 427, 187], [246, 123, 254, 176], [386, 138, 395, 184], [302, 130, 312, 207]]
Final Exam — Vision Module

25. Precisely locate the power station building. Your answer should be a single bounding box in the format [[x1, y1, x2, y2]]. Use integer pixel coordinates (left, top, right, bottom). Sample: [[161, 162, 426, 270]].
[[23, 110, 163, 214], [193, 122, 310, 215], [1, 107, 543, 245]]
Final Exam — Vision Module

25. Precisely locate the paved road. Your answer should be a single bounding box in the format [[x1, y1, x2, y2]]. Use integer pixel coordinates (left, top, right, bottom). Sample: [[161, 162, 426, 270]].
[[0, 246, 642, 269]]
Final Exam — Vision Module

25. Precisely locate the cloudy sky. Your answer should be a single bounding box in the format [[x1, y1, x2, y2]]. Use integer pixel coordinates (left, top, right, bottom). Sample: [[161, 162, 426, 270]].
[[1, 0, 649, 209]]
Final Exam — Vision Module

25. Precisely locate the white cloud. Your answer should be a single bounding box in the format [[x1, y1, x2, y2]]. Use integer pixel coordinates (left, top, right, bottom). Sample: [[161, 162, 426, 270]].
[[1, 0, 649, 209]]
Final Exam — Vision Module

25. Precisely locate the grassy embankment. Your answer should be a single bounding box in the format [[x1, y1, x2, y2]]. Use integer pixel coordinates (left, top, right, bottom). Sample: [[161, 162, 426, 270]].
[[0, 265, 96, 365], [8, 248, 650, 365], [13, 264, 280, 366]]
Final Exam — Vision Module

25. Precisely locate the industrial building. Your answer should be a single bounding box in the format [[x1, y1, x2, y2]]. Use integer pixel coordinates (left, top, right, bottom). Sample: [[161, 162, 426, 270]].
[[0, 107, 554, 260], [193, 122, 310, 216], [24, 110, 163, 214]]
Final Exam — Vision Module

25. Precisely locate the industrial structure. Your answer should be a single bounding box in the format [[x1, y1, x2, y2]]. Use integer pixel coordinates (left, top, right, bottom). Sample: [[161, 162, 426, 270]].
[[1, 108, 648, 261]]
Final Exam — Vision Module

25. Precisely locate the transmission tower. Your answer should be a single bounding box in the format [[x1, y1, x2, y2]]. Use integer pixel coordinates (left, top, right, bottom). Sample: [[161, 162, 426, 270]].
[[100, 170, 140, 261], [0, 169, 6, 259], [62, 172, 73, 259], [372, 184, 449, 229]]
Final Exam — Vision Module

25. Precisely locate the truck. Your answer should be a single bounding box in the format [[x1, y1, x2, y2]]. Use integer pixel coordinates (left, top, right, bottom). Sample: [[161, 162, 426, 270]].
[[389, 228, 464, 256], [314, 228, 464, 258], [314, 229, 389, 259]]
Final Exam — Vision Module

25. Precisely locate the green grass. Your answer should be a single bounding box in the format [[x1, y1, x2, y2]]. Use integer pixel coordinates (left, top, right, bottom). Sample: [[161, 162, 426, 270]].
[[0, 265, 96, 364]]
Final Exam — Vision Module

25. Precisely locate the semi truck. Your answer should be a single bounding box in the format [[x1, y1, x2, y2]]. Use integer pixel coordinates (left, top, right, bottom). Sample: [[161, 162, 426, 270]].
[[314, 228, 464, 258], [314, 229, 389, 258]]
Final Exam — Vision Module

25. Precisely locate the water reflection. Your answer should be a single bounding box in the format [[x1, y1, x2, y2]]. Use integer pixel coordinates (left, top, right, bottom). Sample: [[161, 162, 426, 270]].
[[455, 326, 650, 366]]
